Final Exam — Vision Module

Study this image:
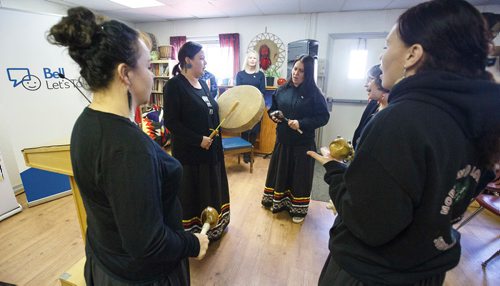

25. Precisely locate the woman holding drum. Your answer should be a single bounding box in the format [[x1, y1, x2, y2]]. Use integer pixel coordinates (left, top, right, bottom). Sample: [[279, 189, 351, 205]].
[[163, 41, 230, 241]]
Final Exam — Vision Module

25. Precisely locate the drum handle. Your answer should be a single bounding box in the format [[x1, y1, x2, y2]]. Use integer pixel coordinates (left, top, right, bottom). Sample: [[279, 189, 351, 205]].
[[209, 101, 239, 139]]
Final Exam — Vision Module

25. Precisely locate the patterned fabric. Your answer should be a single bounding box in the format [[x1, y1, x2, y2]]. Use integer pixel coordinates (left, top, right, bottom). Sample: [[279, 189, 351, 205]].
[[183, 203, 230, 240], [141, 105, 170, 147], [262, 187, 310, 216], [261, 142, 316, 218], [178, 162, 230, 241]]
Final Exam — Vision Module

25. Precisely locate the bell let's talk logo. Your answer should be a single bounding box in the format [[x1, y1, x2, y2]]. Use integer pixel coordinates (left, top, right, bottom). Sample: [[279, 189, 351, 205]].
[[6, 67, 83, 92]]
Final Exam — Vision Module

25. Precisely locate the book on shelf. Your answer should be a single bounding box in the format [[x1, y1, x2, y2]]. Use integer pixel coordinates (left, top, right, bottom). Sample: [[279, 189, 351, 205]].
[[154, 78, 168, 93]]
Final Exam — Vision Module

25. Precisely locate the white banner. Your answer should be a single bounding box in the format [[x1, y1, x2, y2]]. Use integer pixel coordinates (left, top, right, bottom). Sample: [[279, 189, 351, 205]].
[[0, 8, 89, 175], [0, 151, 22, 221]]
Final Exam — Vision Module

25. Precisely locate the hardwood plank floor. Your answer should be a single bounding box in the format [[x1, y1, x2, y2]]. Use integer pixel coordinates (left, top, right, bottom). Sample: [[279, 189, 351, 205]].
[[0, 156, 498, 285]]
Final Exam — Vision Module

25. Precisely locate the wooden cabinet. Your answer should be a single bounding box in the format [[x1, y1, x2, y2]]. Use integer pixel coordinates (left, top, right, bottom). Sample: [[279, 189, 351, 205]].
[[254, 107, 276, 155], [254, 87, 277, 155]]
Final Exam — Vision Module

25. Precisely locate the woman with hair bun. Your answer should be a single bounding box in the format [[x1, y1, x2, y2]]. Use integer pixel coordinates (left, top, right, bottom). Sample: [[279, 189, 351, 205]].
[[309, 0, 500, 285], [48, 7, 208, 285]]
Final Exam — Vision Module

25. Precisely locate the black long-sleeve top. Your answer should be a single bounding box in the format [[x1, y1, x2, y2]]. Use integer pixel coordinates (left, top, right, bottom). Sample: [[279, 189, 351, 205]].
[[322, 71, 500, 285], [268, 84, 330, 146], [163, 74, 223, 165], [235, 70, 266, 94], [71, 108, 199, 282], [352, 100, 379, 150]]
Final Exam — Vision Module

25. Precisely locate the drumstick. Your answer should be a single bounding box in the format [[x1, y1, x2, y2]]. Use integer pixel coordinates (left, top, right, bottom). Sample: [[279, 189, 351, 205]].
[[209, 101, 240, 139], [272, 111, 303, 134], [282, 115, 303, 134], [288, 120, 303, 134]]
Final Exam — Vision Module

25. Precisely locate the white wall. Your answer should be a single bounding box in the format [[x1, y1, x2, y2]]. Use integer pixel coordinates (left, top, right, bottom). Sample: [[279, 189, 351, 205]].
[[0, 0, 68, 15], [138, 5, 500, 147], [136, 10, 402, 147], [0, 8, 87, 189], [0, 0, 71, 189], [0, 1, 131, 190], [137, 13, 316, 78]]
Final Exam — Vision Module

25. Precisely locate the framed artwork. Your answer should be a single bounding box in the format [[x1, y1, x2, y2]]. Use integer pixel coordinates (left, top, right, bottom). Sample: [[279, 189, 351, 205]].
[[248, 29, 285, 72]]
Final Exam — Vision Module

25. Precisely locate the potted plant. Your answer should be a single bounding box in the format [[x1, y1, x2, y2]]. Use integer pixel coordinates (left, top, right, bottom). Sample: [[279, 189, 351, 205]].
[[263, 66, 281, 87]]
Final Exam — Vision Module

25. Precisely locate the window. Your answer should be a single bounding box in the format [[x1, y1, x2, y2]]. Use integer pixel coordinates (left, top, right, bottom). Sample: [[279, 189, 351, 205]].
[[187, 36, 233, 84], [347, 49, 368, 79], [347, 38, 368, 79]]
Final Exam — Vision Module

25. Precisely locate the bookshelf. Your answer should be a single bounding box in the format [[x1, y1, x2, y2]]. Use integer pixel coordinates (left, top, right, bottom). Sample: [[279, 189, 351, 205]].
[[149, 59, 177, 107], [136, 59, 177, 147]]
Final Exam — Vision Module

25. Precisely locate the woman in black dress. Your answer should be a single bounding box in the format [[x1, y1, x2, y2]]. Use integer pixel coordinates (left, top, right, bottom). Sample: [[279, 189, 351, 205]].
[[235, 50, 266, 163], [163, 42, 230, 241], [48, 7, 208, 285], [262, 55, 330, 223]]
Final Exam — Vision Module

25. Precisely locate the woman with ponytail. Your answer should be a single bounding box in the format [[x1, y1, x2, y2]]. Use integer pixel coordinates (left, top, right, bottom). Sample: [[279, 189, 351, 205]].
[[310, 0, 500, 285], [163, 42, 230, 241]]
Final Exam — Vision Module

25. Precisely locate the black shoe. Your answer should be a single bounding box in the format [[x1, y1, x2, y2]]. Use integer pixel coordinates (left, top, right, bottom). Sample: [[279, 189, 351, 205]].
[[243, 154, 251, 163]]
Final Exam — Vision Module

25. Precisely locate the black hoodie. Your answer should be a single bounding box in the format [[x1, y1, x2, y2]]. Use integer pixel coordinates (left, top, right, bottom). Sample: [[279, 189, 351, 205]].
[[323, 71, 500, 285]]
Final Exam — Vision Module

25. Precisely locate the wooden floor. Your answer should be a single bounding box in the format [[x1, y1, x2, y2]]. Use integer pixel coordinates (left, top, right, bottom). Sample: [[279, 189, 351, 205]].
[[0, 156, 499, 286]]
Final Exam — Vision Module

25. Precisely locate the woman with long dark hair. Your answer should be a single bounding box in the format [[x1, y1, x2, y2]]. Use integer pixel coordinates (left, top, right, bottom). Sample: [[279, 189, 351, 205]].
[[163, 42, 230, 241], [352, 64, 390, 149], [262, 55, 330, 223], [48, 7, 208, 285], [310, 0, 500, 285]]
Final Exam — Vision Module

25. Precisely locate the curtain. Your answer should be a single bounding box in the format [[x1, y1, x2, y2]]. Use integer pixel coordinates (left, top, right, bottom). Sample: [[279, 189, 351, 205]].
[[219, 33, 240, 83], [169, 36, 187, 60]]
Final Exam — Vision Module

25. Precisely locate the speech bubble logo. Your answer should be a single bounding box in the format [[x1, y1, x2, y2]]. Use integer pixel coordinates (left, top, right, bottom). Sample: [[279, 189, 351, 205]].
[[21, 74, 42, 91], [7, 68, 31, 87]]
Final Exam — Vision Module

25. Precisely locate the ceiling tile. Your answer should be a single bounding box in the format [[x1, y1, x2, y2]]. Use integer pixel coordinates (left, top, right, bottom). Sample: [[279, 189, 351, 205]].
[[43, 0, 500, 23], [300, 0, 344, 13], [253, 0, 300, 15], [56, 0, 131, 10], [341, 0, 393, 11]]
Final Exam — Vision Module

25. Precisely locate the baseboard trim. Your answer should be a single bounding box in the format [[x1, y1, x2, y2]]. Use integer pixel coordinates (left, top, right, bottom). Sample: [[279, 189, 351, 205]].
[[13, 184, 24, 195], [0, 204, 23, 222], [27, 190, 72, 207]]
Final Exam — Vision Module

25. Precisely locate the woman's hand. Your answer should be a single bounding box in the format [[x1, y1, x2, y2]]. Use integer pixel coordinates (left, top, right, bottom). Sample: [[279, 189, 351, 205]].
[[307, 147, 340, 165], [193, 233, 209, 260], [270, 111, 282, 123], [288, 119, 300, 131], [200, 136, 213, 150]]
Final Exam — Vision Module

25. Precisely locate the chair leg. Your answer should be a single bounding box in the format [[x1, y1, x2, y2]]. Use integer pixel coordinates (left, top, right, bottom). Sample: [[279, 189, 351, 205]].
[[482, 250, 499, 268], [455, 206, 484, 230], [237, 154, 240, 164], [250, 148, 254, 173]]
